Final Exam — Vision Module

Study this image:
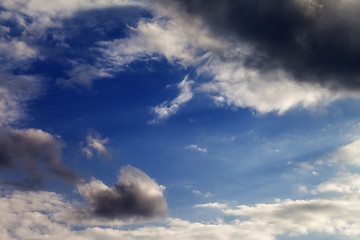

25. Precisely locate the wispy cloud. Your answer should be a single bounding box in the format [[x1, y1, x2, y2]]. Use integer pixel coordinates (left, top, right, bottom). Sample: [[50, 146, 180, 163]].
[[82, 131, 111, 160], [185, 144, 207, 153], [150, 75, 193, 123]]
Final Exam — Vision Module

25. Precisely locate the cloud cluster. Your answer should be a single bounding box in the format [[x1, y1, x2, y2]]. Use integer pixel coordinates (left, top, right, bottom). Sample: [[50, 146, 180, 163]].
[[96, 0, 358, 114], [163, 0, 360, 90], [3, 138, 360, 239], [2, 0, 359, 121], [75, 165, 167, 221], [0, 128, 78, 188], [0, 188, 277, 240]]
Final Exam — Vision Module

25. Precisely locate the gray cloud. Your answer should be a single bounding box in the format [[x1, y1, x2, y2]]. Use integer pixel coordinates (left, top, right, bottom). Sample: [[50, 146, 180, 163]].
[[161, 0, 360, 90], [0, 128, 78, 189], [76, 165, 167, 220]]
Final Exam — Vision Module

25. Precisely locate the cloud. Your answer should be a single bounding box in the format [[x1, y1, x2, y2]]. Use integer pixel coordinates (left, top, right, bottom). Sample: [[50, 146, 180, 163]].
[[185, 144, 207, 153], [195, 202, 228, 209], [3, 160, 360, 239], [97, 1, 355, 114], [75, 165, 167, 221], [315, 173, 360, 194], [163, 0, 360, 90], [82, 131, 111, 160], [0, 128, 78, 188], [196, 194, 360, 237], [0, 31, 42, 127], [0, 189, 278, 240], [329, 138, 360, 167], [150, 75, 193, 123], [1, 0, 357, 119]]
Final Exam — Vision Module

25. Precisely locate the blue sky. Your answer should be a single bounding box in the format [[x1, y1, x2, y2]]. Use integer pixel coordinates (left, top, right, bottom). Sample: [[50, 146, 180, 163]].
[[1, 0, 360, 239]]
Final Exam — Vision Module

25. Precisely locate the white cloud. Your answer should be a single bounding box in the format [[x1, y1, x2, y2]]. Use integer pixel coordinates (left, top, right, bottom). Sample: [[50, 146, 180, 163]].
[[0, 189, 278, 240], [194, 202, 228, 209], [329, 138, 360, 167], [0, 37, 41, 127], [195, 195, 360, 237], [83, 131, 111, 160], [150, 75, 193, 123], [298, 185, 308, 193], [185, 144, 207, 153], [192, 189, 202, 195], [198, 63, 343, 114], [316, 173, 360, 194]]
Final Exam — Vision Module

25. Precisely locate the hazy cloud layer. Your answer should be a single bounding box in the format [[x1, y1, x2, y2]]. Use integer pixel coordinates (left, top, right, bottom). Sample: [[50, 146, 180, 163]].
[[0, 128, 78, 188], [75, 165, 167, 221]]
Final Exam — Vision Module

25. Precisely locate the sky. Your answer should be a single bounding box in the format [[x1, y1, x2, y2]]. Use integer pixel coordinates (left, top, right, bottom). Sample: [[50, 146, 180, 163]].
[[1, 0, 360, 239]]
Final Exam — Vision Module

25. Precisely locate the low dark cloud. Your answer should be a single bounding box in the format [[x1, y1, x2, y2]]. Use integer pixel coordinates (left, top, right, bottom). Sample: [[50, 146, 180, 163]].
[[0, 128, 78, 189], [163, 0, 360, 90], [77, 165, 167, 220]]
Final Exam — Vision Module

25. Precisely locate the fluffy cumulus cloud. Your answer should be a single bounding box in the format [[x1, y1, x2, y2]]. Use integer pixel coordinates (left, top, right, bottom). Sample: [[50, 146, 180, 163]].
[[0, 128, 78, 188], [73, 165, 167, 222], [329, 138, 360, 167], [316, 173, 360, 194]]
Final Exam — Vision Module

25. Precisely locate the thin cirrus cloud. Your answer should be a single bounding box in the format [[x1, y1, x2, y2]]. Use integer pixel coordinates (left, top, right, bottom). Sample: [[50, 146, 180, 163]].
[[150, 75, 194, 123], [185, 144, 207, 153]]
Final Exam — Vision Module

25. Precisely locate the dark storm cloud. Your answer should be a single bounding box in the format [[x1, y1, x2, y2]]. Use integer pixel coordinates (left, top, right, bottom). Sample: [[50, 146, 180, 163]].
[[0, 128, 78, 189], [162, 0, 360, 90], [77, 165, 167, 220]]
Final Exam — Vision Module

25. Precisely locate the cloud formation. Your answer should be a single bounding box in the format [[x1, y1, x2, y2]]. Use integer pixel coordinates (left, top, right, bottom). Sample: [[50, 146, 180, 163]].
[[2, 0, 359, 120], [0, 187, 277, 240], [0, 128, 78, 188], [163, 0, 360, 90], [82, 131, 111, 160], [151, 75, 193, 123], [185, 144, 207, 153], [76, 165, 167, 221]]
